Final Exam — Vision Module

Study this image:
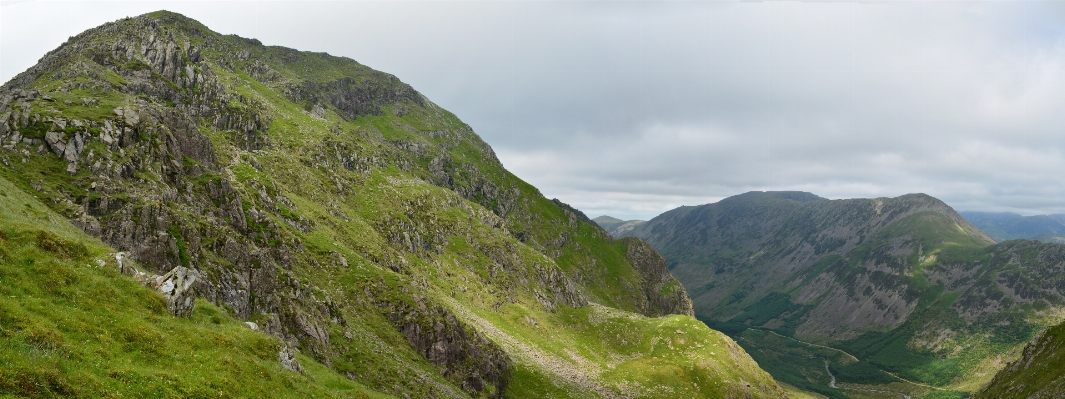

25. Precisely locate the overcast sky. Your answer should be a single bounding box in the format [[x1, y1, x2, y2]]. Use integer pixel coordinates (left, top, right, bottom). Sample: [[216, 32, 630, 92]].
[[4, 1, 1065, 220]]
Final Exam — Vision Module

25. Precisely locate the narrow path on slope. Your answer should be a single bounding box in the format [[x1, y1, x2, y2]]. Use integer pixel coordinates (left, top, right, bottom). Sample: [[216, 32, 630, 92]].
[[440, 297, 621, 399], [824, 359, 836, 388], [752, 328, 857, 362]]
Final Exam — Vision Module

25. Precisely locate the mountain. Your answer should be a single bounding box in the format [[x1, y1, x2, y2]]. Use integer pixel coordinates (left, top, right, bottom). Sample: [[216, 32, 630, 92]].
[[972, 319, 1065, 398], [0, 11, 786, 398], [960, 211, 1065, 243], [592, 215, 646, 237], [619, 191, 1065, 397]]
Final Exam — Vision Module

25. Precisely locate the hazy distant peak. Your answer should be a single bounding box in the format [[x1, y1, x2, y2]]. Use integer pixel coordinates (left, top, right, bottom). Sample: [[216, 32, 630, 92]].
[[960, 211, 1065, 243], [725, 191, 827, 203], [593, 215, 647, 237], [593, 215, 624, 224]]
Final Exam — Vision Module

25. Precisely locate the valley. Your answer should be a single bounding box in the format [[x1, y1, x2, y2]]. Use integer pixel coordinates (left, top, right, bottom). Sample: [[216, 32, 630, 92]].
[[605, 191, 1065, 398], [960, 212, 1065, 244], [3, 8, 1065, 399]]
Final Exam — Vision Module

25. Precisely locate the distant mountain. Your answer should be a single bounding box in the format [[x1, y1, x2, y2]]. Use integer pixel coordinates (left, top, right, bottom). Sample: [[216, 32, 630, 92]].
[[621, 191, 1065, 397], [960, 211, 1065, 243], [592, 215, 646, 236]]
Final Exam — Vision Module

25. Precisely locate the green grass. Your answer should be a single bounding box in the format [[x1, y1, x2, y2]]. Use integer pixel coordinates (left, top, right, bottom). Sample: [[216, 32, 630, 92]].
[[470, 303, 786, 398], [0, 10, 796, 398], [972, 320, 1065, 398], [0, 175, 389, 398], [731, 328, 971, 399]]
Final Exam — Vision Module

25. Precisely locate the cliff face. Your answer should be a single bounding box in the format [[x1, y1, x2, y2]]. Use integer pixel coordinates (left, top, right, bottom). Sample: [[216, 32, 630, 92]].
[[621, 237, 694, 317], [0, 11, 784, 398]]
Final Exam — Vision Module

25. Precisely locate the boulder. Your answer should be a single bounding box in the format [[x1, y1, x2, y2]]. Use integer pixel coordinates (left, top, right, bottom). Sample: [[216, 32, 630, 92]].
[[279, 346, 303, 373], [44, 131, 66, 156], [139, 266, 201, 317]]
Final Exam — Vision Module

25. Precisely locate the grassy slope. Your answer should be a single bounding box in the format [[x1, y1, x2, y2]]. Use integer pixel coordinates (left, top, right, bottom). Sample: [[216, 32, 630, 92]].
[[971, 320, 1065, 398], [208, 63, 777, 398], [1, 11, 786, 398], [0, 175, 390, 398]]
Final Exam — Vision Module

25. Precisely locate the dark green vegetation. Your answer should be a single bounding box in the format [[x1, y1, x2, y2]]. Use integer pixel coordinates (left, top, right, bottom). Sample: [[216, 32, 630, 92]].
[[960, 211, 1065, 243], [0, 11, 786, 398], [0, 175, 385, 398], [619, 191, 1065, 397], [972, 319, 1065, 398]]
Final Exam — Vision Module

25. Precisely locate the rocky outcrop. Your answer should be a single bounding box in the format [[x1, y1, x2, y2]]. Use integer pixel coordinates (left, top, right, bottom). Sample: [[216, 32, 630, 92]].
[[621, 237, 694, 317], [285, 76, 424, 121], [143, 266, 202, 316], [0, 11, 740, 399], [550, 198, 596, 227], [115, 252, 202, 316], [377, 290, 512, 398], [279, 345, 304, 373]]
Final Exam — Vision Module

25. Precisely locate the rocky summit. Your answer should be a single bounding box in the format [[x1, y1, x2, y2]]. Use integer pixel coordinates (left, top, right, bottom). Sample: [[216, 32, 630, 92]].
[[0, 11, 786, 398], [618, 191, 1065, 397]]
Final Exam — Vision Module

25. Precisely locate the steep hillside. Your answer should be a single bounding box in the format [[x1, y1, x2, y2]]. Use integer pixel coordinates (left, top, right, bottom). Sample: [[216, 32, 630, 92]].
[[0, 11, 781, 398], [972, 320, 1065, 399], [593, 215, 646, 237], [621, 191, 1065, 397], [0, 175, 389, 398], [960, 211, 1065, 243]]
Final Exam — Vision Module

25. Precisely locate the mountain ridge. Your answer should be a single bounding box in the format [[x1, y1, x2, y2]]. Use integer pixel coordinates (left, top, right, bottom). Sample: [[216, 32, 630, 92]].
[[960, 211, 1065, 243], [621, 191, 995, 339], [0, 10, 784, 398], [619, 190, 1065, 397]]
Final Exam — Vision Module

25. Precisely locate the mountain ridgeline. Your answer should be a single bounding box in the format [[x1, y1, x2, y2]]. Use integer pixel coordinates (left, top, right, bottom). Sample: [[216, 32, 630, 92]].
[[615, 191, 1065, 397], [960, 211, 1065, 244], [0, 11, 785, 398]]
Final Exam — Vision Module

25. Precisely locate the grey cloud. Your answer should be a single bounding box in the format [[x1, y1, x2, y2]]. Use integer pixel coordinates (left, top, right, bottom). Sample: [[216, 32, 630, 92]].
[[4, 1, 1065, 220]]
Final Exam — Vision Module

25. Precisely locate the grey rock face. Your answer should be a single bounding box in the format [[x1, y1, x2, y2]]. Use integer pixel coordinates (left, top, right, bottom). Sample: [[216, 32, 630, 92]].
[[114, 252, 201, 317], [44, 131, 66, 156], [279, 346, 303, 373], [621, 237, 694, 317], [380, 291, 511, 399], [151, 266, 201, 317]]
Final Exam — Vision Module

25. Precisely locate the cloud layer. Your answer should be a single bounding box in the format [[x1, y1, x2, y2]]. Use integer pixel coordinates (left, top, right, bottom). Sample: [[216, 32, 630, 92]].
[[4, 1, 1065, 220]]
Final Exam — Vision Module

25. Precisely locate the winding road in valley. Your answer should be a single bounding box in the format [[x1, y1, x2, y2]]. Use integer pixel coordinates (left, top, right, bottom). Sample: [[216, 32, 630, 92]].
[[823, 359, 910, 399], [739, 327, 935, 399]]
